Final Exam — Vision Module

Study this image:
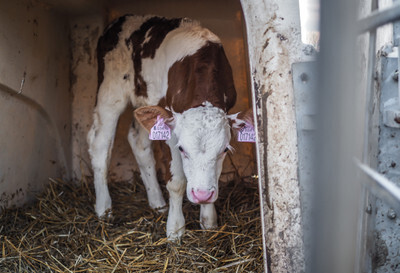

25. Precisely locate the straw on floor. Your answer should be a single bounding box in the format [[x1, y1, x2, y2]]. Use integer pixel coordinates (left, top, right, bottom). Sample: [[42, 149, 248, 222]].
[[0, 174, 263, 272]]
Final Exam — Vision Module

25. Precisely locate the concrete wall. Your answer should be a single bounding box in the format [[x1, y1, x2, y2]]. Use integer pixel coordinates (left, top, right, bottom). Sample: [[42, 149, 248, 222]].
[[0, 0, 72, 208], [70, 0, 256, 183]]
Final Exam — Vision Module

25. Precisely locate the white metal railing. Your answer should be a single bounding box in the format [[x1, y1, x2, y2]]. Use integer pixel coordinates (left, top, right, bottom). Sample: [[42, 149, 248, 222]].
[[358, 161, 400, 211], [356, 0, 400, 220], [357, 2, 400, 33]]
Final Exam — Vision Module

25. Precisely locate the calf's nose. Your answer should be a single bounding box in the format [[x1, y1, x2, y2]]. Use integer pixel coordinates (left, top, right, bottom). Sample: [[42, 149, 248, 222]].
[[191, 189, 215, 204]]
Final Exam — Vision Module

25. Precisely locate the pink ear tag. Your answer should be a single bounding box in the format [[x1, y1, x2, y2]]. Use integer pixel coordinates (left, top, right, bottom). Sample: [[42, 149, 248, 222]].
[[237, 122, 256, 143], [149, 116, 171, 140]]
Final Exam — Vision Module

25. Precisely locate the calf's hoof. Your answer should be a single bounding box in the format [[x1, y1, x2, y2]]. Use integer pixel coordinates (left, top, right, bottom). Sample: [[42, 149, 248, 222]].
[[155, 205, 168, 214], [149, 199, 168, 213], [167, 227, 185, 243], [98, 208, 113, 220], [200, 220, 217, 230], [166, 218, 185, 242], [95, 197, 112, 218]]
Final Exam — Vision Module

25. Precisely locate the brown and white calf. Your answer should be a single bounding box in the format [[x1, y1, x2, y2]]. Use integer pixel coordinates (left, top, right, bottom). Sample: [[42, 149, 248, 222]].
[[87, 15, 253, 240]]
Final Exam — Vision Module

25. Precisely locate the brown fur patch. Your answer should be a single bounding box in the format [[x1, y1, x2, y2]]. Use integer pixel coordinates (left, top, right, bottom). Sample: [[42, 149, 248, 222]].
[[134, 106, 172, 133], [166, 42, 236, 113], [154, 141, 173, 183], [96, 15, 128, 105], [154, 97, 173, 183], [237, 108, 254, 125]]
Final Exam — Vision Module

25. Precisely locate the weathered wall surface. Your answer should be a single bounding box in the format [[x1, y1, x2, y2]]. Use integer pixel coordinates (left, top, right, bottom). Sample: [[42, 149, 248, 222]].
[[70, 0, 256, 183], [0, 0, 71, 208], [70, 15, 103, 181], [241, 0, 308, 271]]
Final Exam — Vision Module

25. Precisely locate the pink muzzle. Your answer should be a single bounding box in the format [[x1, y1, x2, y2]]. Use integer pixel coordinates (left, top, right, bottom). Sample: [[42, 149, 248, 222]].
[[190, 189, 215, 204]]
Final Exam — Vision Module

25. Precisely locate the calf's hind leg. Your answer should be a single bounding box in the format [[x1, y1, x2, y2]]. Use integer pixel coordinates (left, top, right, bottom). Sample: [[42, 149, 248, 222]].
[[128, 119, 166, 211], [87, 81, 128, 217], [87, 105, 125, 217]]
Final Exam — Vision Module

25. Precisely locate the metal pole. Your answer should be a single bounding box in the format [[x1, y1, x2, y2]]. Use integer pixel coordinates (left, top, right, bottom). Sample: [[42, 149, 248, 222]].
[[356, 0, 378, 271], [311, 0, 362, 272]]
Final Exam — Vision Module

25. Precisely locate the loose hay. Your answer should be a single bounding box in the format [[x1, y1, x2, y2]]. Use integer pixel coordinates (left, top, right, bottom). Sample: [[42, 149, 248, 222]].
[[0, 175, 263, 272]]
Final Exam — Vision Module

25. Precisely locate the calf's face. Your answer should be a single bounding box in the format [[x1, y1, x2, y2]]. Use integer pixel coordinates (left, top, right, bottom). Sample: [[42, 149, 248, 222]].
[[173, 105, 231, 204], [134, 103, 252, 205]]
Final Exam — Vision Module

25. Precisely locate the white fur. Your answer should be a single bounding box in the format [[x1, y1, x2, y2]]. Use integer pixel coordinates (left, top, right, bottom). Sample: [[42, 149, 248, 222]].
[[173, 102, 230, 203], [200, 203, 218, 230], [88, 16, 231, 240], [165, 134, 187, 239]]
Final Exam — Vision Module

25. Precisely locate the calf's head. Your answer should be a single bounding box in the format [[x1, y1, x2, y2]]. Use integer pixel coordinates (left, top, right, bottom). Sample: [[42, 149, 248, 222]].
[[135, 102, 253, 204]]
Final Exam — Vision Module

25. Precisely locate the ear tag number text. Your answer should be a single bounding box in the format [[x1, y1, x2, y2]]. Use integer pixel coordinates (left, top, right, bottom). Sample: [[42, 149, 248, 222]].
[[150, 116, 171, 140], [237, 123, 256, 143]]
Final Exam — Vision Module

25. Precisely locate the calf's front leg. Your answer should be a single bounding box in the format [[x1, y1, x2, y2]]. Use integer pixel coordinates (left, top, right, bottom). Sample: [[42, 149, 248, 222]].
[[127, 121, 166, 211], [166, 177, 186, 240], [165, 137, 186, 240], [200, 203, 217, 230]]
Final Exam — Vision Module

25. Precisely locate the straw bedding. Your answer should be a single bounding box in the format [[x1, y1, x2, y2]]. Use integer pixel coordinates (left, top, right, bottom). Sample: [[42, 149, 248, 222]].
[[0, 174, 263, 272]]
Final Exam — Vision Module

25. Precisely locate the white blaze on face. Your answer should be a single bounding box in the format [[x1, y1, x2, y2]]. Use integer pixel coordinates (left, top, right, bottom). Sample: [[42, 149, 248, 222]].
[[172, 102, 231, 204]]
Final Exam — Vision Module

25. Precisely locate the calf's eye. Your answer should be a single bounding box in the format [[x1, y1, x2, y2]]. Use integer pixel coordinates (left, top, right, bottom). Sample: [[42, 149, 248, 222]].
[[178, 146, 189, 159], [224, 147, 229, 153]]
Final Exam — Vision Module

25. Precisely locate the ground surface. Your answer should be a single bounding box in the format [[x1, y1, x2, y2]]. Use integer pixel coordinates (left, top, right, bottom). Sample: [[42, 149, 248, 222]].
[[0, 175, 263, 272]]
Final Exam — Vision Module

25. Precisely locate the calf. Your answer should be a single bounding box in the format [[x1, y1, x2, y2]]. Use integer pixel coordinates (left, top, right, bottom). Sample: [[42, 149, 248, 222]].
[[87, 15, 253, 240]]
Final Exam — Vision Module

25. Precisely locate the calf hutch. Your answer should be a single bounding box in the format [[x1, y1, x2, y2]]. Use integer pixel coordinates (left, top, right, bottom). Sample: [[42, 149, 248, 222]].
[[2, 0, 400, 272]]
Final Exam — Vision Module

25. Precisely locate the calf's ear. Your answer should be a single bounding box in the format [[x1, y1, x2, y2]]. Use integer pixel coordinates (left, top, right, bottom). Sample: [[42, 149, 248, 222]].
[[228, 108, 254, 131], [134, 106, 173, 133]]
